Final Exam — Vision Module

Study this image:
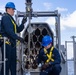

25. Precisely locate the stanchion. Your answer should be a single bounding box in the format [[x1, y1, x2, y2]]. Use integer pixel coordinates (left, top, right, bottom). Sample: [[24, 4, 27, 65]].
[[3, 37, 7, 75], [0, 37, 7, 75]]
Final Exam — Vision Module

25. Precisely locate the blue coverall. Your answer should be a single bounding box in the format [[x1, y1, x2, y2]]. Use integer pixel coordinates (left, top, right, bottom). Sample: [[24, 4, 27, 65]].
[[0, 13, 24, 75], [38, 47, 62, 75]]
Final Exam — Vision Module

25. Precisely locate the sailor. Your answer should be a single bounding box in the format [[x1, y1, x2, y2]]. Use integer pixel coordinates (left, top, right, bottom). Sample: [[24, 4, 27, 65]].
[[0, 2, 27, 75], [37, 35, 62, 75]]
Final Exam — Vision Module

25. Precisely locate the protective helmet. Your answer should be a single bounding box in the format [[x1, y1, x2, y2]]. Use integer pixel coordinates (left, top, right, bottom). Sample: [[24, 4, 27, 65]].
[[5, 2, 16, 10], [42, 35, 52, 47]]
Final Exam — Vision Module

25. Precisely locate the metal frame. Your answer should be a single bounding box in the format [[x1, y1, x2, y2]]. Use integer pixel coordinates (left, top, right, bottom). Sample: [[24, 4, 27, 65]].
[[71, 36, 76, 75], [65, 41, 73, 75], [0, 37, 7, 75], [15, 0, 61, 75], [0, 0, 61, 75], [15, 10, 61, 50]]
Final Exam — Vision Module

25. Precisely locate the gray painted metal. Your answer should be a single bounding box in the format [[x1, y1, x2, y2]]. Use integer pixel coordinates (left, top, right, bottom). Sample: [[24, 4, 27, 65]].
[[60, 45, 67, 75], [16, 10, 59, 17], [15, 10, 67, 75], [71, 36, 76, 75], [0, 0, 69, 75], [0, 37, 7, 75]]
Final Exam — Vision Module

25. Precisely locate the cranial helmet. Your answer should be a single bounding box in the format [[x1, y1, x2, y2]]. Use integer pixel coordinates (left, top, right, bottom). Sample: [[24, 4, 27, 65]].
[[42, 35, 52, 47], [5, 2, 16, 10]]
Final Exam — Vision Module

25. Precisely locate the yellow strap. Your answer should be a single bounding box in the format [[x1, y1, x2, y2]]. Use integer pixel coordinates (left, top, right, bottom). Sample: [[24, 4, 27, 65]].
[[10, 19, 17, 33], [0, 34, 10, 44], [0, 35, 2, 39], [0, 17, 19, 45], [16, 40, 20, 46], [5, 41, 11, 45], [0, 35, 2, 37], [10, 19, 21, 45], [0, 17, 17, 44], [44, 46, 54, 63]]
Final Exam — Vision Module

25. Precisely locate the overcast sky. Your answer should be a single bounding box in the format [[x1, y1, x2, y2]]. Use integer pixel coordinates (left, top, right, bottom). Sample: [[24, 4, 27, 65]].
[[0, 0, 76, 59]]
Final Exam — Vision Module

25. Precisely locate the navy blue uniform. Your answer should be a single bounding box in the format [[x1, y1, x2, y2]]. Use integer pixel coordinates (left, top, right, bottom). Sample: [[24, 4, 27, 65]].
[[38, 47, 62, 75], [0, 13, 24, 75]]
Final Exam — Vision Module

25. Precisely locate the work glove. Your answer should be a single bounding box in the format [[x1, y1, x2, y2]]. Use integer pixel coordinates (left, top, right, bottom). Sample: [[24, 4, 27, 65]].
[[21, 16, 27, 25], [18, 37, 25, 44], [45, 62, 50, 67], [41, 63, 50, 71]]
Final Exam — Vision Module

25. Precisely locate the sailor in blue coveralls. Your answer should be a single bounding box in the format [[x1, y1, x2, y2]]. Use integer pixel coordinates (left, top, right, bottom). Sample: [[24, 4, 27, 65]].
[[37, 35, 62, 75], [0, 2, 27, 75]]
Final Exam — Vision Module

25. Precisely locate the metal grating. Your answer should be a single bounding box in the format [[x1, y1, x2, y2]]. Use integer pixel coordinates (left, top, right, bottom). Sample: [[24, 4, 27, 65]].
[[22, 22, 54, 70]]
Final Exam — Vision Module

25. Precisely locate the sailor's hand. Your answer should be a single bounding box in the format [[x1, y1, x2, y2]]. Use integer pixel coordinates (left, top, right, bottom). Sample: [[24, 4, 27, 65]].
[[21, 16, 27, 24], [45, 62, 50, 67], [18, 37, 25, 44], [41, 63, 49, 71]]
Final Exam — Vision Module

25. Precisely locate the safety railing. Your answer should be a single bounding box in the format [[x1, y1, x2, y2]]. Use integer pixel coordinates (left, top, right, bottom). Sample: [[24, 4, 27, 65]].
[[0, 37, 7, 75]]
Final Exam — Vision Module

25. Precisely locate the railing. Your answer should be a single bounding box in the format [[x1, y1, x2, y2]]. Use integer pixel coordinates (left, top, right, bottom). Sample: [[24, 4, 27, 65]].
[[0, 37, 7, 75]]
